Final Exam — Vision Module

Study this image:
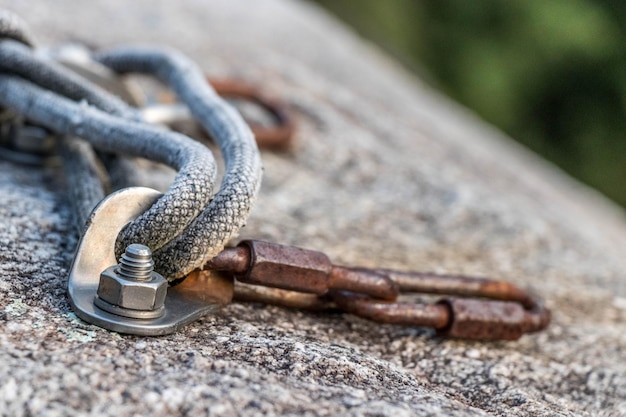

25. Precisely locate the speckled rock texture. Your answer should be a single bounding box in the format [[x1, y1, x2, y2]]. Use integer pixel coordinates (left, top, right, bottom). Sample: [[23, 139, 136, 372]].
[[1, 1, 625, 416]]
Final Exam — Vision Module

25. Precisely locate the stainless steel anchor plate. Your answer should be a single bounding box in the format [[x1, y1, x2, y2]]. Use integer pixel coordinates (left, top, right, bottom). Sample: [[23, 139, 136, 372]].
[[67, 187, 233, 335]]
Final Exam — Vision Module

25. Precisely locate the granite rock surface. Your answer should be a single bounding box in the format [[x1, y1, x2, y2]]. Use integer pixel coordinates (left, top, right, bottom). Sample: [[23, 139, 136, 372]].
[[0, 0, 625, 416]]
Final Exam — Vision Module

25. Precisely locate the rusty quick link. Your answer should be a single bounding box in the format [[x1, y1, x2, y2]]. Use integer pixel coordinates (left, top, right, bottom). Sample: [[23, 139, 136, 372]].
[[205, 240, 550, 341], [204, 240, 398, 300], [140, 77, 295, 149], [208, 78, 295, 149]]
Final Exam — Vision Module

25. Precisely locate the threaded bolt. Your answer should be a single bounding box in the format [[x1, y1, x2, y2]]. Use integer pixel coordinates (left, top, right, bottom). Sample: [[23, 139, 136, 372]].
[[95, 243, 168, 319], [117, 243, 154, 281]]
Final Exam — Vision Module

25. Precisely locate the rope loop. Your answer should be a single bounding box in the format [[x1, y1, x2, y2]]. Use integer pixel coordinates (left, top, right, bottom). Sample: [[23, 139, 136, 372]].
[[0, 12, 263, 280]]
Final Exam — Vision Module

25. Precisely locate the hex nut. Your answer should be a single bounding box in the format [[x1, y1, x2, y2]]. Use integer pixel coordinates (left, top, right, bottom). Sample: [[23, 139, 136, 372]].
[[97, 266, 167, 311]]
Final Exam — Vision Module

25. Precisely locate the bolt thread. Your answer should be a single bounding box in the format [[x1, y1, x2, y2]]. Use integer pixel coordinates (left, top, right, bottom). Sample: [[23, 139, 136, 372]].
[[118, 244, 154, 281]]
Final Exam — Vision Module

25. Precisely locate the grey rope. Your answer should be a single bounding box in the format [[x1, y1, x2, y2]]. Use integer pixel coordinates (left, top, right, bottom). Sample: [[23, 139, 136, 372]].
[[0, 74, 219, 279], [0, 20, 142, 204], [0, 40, 138, 119], [0, 39, 143, 194], [0, 12, 112, 219], [60, 137, 109, 228], [0, 13, 263, 280], [96, 47, 263, 278]]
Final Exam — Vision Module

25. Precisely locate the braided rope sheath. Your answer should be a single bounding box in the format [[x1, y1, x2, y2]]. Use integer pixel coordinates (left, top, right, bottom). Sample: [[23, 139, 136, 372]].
[[0, 11, 263, 280], [0, 39, 144, 194], [60, 137, 110, 228], [0, 74, 219, 279], [97, 47, 263, 278], [0, 40, 138, 119]]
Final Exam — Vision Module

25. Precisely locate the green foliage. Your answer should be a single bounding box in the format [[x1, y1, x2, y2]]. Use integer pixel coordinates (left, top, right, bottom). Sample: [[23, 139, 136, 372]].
[[313, 0, 626, 207]]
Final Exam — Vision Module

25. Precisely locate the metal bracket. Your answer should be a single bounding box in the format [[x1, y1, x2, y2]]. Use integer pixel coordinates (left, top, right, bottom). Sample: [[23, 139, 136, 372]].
[[67, 187, 233, 335]]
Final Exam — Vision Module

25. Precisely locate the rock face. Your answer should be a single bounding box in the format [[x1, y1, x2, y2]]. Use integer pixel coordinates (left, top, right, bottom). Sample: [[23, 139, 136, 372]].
[[1, 0, 625, 416]]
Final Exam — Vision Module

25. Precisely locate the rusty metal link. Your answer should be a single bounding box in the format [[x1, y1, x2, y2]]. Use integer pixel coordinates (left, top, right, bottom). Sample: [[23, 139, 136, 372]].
[[203, 240, 550, 341], [330, 291, 451, 329], [204, 239, 399, 301], [148, 78, 295, 149], [330, 273, 550, 341], [331, 269, 550, 340], [233, 283, 331, 310], [208, 78, 295, 149], [380, 270, 537, 309], [331, 292, 546, 341]]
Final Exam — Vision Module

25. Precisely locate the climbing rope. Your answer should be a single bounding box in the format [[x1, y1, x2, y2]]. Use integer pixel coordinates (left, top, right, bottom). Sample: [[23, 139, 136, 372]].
[[97, 47, 263, 278], [0, 11, 262, 280]]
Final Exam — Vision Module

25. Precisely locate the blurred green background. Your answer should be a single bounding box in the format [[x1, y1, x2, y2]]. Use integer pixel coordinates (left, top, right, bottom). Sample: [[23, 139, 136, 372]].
[[312, 0, 626, 208]]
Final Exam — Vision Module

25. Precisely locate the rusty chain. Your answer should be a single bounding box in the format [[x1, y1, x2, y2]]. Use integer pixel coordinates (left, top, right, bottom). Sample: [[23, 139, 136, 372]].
[[205, 240, 550, 341]]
